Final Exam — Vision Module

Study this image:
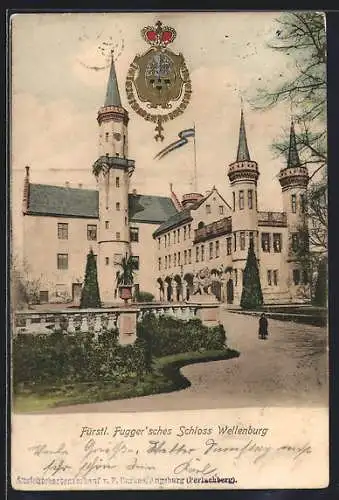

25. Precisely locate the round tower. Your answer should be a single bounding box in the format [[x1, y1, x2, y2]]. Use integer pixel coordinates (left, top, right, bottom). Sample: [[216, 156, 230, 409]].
[[227, 109, 260, 299], [93, 54, 135, 304], [279, 119, 309, 295]]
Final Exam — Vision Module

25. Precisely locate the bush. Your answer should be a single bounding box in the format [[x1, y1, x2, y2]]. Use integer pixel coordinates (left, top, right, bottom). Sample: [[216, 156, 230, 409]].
[[137, 313, 227, 357], [80, 249, 101, 308], [12, 329, 147, 389], [135, 291, 155, 303]]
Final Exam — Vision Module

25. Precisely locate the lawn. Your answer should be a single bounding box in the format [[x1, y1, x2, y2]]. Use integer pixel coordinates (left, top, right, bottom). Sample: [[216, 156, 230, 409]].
[[13, 348, 239, 413]]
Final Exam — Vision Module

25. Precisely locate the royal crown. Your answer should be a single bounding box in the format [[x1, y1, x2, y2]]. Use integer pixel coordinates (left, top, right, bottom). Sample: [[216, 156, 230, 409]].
[[141, 21, 177, 47]]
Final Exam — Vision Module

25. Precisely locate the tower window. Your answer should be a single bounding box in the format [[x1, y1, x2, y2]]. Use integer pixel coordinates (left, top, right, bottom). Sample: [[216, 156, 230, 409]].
[[209, 242, 213, 260], [215, 240, 220, 258], [267, 270, 272, 286], [273, 270, 278, 286], [273, 233, 282, 252], [261, 233, 270, 252], [291, 194, 297, 213], [87, 224, 97, 241], [248, 190, 253, 209], [293, 269, 300, 285], [116, 232, 120, 240], [206, 204, 211, 214], [130, 227, 139, 242], [105, 221, 109, 229], [240, 232, 245, 250], [105, 257, 109, 265], [174, 253, 177, 267], [116, 177, 120, 188], [188, 249, 192, 264], [292, 233, 299, 252], [57, 253, 68, 270], [196, 246, 199, 263], [233, 192, 235, 211], [57, 223, 68, 240], [227, 237, 232, 255], [184, 250, 187, 265], [300, 194, 306, 213], [219, 205, 224, 215], [158, 258, 161, 271], [158, 237, 161, 250], [116, 202, 120, 211], [105, 132, 109, 142], [201, 245, 204, 261], [239, 191, 244, 210], [165, 256, 168, 269], [178, 251, 181, 265]]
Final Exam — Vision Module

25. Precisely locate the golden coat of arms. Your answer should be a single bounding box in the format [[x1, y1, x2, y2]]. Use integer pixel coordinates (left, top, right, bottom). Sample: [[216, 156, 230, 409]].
[[126, 21, 192, 141]]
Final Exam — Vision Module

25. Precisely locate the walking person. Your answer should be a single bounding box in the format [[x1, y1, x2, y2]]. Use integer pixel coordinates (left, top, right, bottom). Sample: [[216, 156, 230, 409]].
[[258, 313, 268, 340]]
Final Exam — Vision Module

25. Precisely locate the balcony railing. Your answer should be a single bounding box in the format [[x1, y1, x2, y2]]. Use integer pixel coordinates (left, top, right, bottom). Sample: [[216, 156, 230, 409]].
[[258, 211, 287, 227], [194, 217, 232, 243]]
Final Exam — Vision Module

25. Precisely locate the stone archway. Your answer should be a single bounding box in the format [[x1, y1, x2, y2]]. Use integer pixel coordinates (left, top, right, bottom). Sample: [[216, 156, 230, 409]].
[[164, 276, 173, 302], [226, 279, 234, 304], [174, 274, 182, 302], [157, 277, 164, 301], [183, 273, 194, 301]]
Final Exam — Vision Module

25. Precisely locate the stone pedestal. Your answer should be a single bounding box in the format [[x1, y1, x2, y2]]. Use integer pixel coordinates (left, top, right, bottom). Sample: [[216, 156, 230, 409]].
[[196, 304, 220, 327], [118, 309, 137, 345]]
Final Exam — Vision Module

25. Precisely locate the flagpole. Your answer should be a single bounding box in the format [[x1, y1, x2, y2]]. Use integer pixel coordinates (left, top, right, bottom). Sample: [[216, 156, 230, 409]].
[[193, 122, 198, 192]]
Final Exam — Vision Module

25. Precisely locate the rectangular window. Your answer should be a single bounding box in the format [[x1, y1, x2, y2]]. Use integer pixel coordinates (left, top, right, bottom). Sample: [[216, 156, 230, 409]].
[[209, 242, 213, 260], [116, 232, 120, 240], [131, 256, 139, 270], [239, 190, 244, 210], [300, 194, 306, 213], [125, 216, 128, 226], [105, 132, 109, 142], [240, 232, 245, 251], [302, 270, 308, 284], [164, 235, 167, 248], [201, 245, 205, 261], [116, 177, 120, 188], [174, 253, 177, 267], [116, 202, 120, 211], [184, 226, 187, 240], [219, 205, 224, 215], [292, 233, 298, 252], [196, 246, 199, 263], [57, 253, 68, 270], [105, 257, 109, 265], [227, 237, 232, 255], [105, 221, 109, 229], [188, 224, 191, 239], [130, 227, 139, 242], [248, 189, 253, 209], [291, 194, 297, 213], [87, 224, 97, 241], [293, 269, 300, 285], [273, 270, 278, 286], [234, 233, 237, 251], [174, 231, 176, 244], [215, 240, 220, 258], [177, 229, 180, 243], [57, 223, 68, 240], [184, 250, 187, 265], [168, 233, 171, 246], [267, 270, 272, 286], [158, 258, 161, 271], [158, 238, 160, 250], [165, 256, 168, 270], [233, 192, 235, 211], [261, 233, 270, 252], [206, 204, 211, 214], [178, 251, 181, 265], [168, 255, 171, 268], [188, 249, 192, 264], [273, 233, 282, 253]]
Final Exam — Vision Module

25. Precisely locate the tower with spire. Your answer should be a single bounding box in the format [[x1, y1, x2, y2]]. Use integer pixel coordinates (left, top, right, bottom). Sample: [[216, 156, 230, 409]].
[[279, 119, 309, 284], [227, 108, 260, 300], [93, 53, 135, 303]]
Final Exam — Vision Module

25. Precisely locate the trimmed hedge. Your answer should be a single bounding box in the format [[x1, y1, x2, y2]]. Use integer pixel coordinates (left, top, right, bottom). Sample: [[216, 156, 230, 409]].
[[135, 291, 155, 303], [137, 313, 227, 357]]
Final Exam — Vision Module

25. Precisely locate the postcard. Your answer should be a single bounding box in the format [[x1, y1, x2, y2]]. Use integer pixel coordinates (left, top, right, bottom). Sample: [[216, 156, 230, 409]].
[[10, 11, 328, 490]]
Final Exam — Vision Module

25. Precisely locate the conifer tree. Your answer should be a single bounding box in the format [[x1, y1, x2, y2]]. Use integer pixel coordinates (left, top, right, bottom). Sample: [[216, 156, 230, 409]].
[[313, 257, 327, 307], [240, 240, 263, 309], [80, 249, 101, 308]]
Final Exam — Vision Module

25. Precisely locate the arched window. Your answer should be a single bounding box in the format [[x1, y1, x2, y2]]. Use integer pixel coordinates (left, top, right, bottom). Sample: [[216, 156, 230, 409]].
[[198, 221, 205, 229]]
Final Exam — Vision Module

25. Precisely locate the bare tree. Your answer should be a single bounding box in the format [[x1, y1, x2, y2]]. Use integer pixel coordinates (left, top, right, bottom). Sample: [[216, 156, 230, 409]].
[[11, 256, 42, 309]]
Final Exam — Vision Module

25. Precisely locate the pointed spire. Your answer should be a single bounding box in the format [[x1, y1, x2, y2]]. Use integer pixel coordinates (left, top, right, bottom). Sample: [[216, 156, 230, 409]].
[[287, 118, 300, 168], [104, 51, 122, 107], [236, 107, 251, 162]]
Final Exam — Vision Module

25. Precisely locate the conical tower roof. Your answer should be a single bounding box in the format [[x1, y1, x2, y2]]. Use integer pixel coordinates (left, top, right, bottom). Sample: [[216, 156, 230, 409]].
[[236, 108, 251, 162], [104, 53, 122, 107], [287, 119, 301, 168]]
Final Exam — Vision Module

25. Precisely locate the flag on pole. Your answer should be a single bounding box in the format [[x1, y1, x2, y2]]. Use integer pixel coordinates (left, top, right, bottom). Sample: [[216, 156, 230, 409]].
[[154, 128, 195, 160]]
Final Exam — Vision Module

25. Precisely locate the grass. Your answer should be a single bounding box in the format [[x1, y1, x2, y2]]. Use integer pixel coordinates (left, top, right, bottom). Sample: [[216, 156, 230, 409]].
[[12, 348, 239, 413]]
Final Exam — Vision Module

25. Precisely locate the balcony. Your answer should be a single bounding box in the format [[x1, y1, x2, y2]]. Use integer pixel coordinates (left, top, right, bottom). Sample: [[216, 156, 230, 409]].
[[194, 217, 232, 243], [258, 211, 287, 227]]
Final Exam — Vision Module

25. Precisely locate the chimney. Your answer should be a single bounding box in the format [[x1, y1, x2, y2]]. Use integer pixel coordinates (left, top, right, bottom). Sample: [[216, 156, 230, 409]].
[[22, 165, 30, 214]]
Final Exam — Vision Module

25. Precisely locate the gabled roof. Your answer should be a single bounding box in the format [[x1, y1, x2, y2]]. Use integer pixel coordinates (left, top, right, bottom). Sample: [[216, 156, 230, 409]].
[[25, 183, 177, 223]]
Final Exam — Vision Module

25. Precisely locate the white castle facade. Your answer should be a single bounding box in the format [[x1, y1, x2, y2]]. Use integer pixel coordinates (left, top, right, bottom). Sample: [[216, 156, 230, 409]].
[[20, 58, 310, 307]]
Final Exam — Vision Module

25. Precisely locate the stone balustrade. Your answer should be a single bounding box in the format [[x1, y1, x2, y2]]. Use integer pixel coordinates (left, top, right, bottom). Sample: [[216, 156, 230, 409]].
[[13, 302, 220, 343]]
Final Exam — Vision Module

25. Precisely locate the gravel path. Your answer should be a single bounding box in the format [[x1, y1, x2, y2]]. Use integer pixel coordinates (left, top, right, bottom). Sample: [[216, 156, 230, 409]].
[[39, 309, 328, 414]]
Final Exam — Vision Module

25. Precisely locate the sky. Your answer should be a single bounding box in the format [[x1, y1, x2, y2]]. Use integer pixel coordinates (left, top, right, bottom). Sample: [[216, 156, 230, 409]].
[[11, 11, 304, 250]]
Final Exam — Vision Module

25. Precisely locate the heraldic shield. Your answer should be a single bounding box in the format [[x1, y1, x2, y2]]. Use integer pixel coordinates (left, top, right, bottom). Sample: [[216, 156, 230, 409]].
[[126, 21, 192, 141]]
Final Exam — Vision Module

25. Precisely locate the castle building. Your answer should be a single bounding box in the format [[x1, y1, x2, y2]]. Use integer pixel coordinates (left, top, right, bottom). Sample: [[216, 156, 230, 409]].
[[20, 56, 310, 306]]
